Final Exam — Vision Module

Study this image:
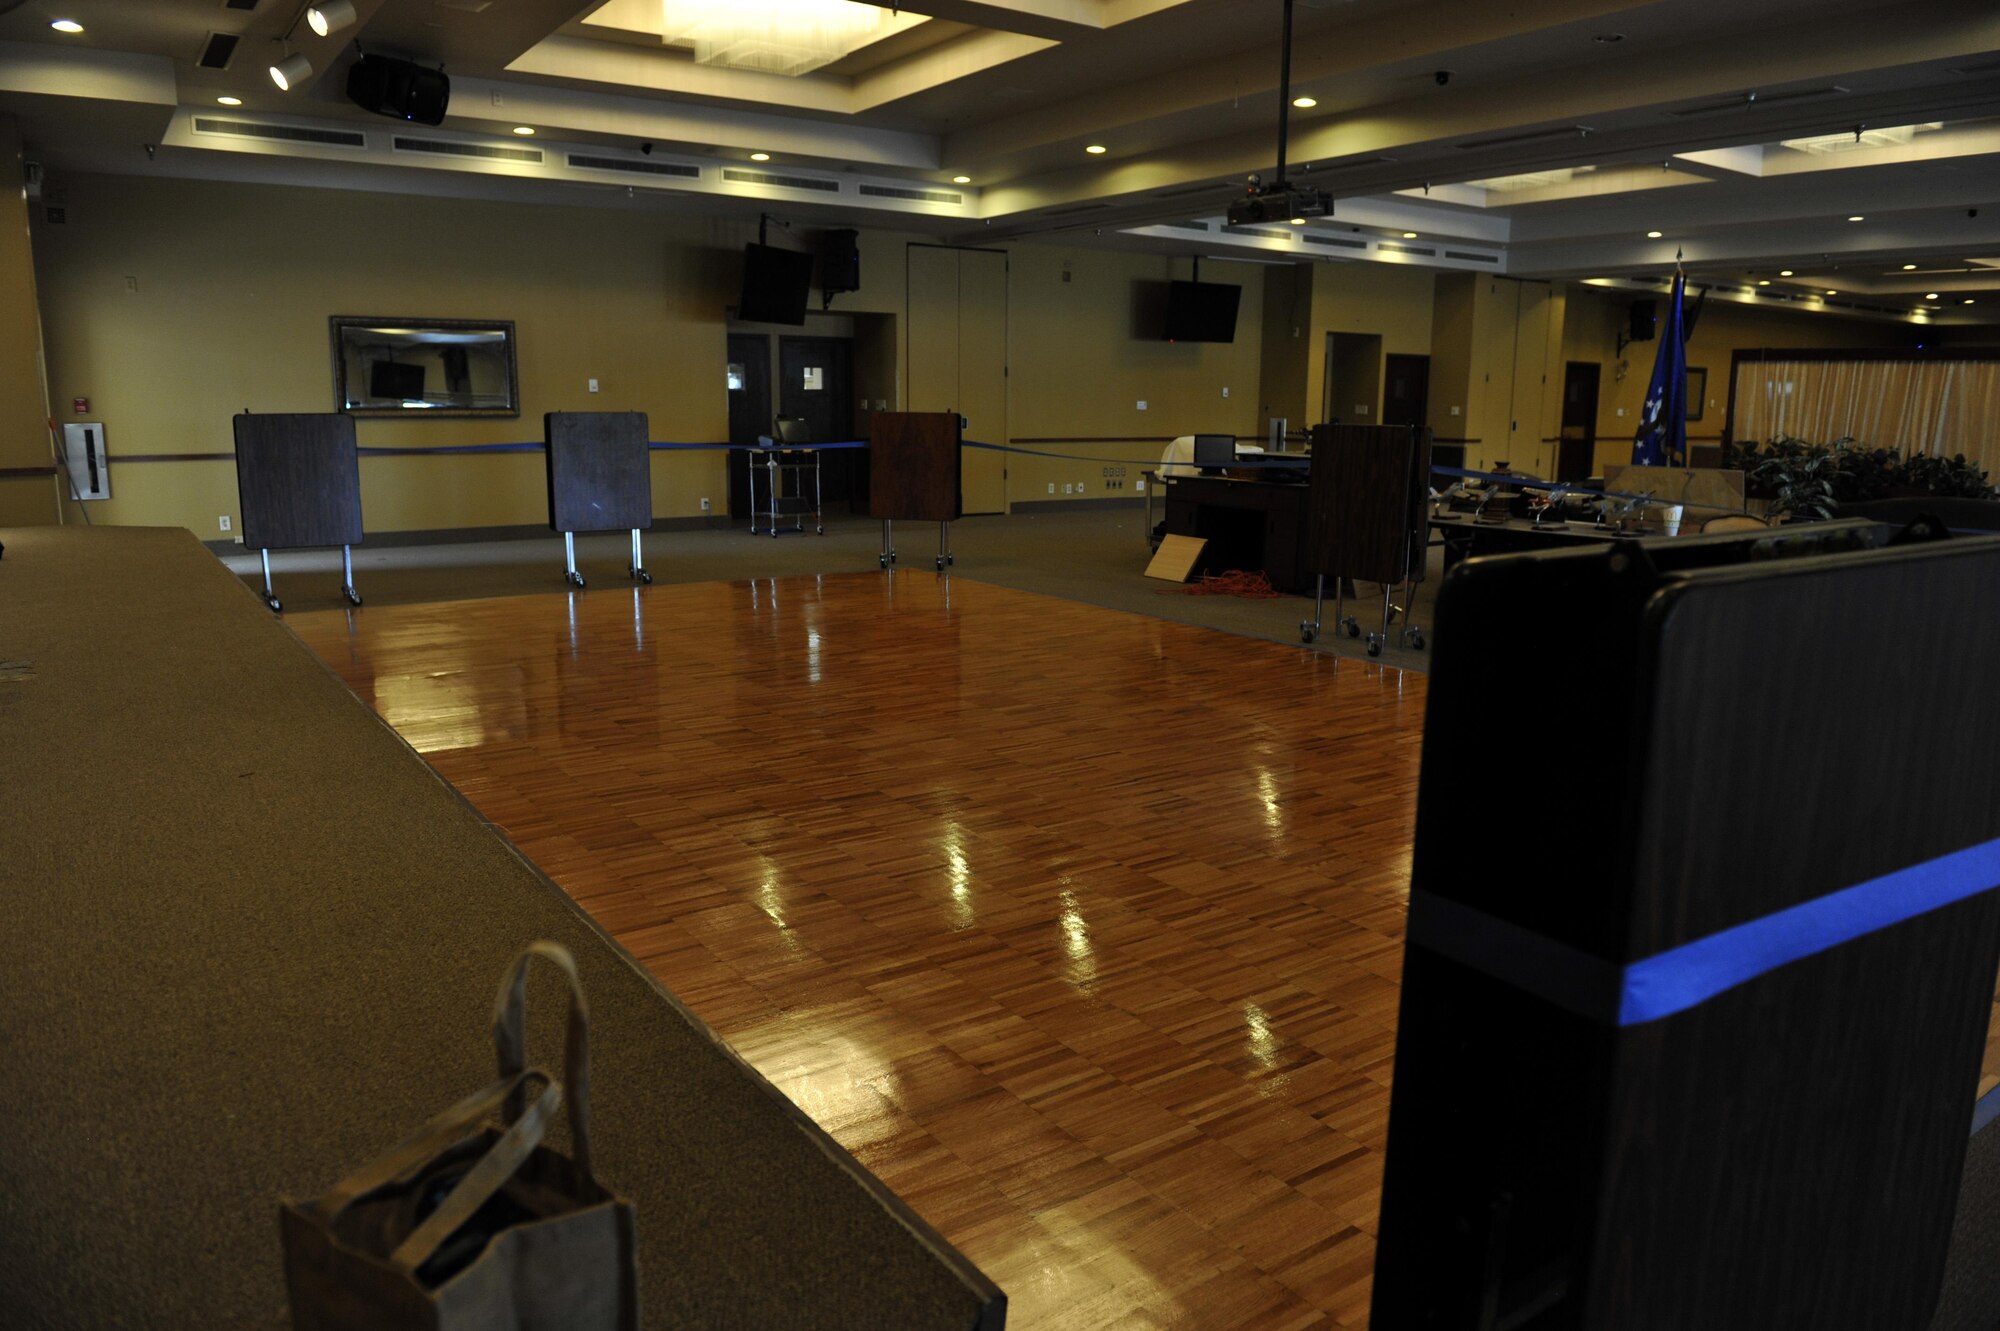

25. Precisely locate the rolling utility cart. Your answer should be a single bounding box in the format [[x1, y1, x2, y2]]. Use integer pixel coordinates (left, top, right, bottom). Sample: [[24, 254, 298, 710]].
[[748, 440, 824, 538], [1300, 423, 1432, 656], [545, 410, 654, 588], [870, 411, 962, 570], [231, 412, 364, 614]]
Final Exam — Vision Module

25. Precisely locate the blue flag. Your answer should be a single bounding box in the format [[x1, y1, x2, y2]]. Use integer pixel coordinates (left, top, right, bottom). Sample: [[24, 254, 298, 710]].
[[1632, 271, 1688, 467]]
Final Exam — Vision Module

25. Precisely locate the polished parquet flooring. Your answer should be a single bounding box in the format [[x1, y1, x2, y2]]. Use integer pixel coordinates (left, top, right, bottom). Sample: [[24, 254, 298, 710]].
[[288, 570, 2000, 1329], [293, 572, 1426, 1329]]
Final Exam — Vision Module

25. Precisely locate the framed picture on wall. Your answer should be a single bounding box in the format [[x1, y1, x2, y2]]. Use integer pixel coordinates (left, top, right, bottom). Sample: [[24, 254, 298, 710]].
[[1687, 366, 1709, 422]]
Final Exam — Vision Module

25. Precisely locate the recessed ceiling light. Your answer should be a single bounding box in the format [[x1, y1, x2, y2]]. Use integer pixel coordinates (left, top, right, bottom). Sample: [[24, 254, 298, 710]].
[[1646, 230, 1663, 238], [1289, 217, 1306, 225], [1965, 298, 1976, 305], [1085, 144, 1107, 154], [1826, 289, 1838, 295], [951, 174, 971, 184], [1780, 269, 1794, 276], [217, 96, 243, 106], [50, 19, 83, 33], [512, 126, 536, 136], [1592, 33, 1625, 43], [1292, 96, 1317, 108], [749, 152, 770, 161], [1848, 215, 1865, 222], [1758, 280, 1771, 286], [1401, 231, 1418, 239], [1903, 264, 1918, 270], [1927, 292, 1940, 299]]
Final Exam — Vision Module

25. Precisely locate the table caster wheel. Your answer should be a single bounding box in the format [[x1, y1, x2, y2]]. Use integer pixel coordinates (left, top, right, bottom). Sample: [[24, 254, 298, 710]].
[[343, 587, 363, 607], [632, 569, 653, 585], [1407, 630, 1425, 650], [816, 525, 825, 535], [265, 596, 283, 614], [565, 571, 586, 588], [889, 552, 897, 564], [1299, 623, 1317, 644], [878, 555, 888, 568], [1343, 618, 1360, 639], [936, 556, 946, 570], [947, 555, 955, 566], [1367, 635, 1383, 657]]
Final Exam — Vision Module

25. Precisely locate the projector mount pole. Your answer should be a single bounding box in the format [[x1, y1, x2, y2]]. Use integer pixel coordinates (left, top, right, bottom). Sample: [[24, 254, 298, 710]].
[[1274, 0, 1294, 188]]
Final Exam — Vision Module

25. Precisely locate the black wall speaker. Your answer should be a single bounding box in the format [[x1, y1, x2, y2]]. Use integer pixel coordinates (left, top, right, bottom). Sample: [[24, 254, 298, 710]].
[[346, 55, 450, 126], [820, 229, 860, 295], [1628, 299, 1658, 342]]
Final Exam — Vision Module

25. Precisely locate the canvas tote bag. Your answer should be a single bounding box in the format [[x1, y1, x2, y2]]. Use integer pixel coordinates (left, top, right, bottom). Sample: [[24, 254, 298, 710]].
[[280, 941, 638, 1330]]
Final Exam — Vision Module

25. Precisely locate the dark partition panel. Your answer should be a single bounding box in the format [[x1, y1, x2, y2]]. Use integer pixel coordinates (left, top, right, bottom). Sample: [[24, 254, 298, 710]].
[[1373, 526, 2000, 1330], [869, 412, 960, 522], [545, 411, 653, 533], [1306, 423, 1431, 584], [232, 413, 362, 551]]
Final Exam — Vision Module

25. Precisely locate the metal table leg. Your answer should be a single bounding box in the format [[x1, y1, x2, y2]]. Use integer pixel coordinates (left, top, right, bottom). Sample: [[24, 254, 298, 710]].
[[258, 548, 281, 613], [563, 531, 585, 588], [628, 527, 651, 584], [879, 519, 897, 569], [814, 451, 824, 535], [1300, 574, 1324, 643], [340, 544, 362, 607], [935, 521, 953, 571]]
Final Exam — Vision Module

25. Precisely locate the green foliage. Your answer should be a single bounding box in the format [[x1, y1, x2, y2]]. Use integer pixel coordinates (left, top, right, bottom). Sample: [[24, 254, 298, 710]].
[[1724, 434, 1999, 513]]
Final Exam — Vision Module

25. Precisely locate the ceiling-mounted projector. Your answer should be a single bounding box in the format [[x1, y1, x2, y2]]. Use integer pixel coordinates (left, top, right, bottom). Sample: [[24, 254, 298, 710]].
[[346, 54, 450, 126], [1227, 181, 1333, 226]]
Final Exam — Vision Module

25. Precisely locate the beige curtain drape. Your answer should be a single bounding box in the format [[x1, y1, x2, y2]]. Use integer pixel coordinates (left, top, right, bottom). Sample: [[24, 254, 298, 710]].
[[1730, 359, 2000, 470]]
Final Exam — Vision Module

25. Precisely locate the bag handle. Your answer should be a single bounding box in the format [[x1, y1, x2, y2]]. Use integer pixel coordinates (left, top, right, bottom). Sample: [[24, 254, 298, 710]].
[[491, 941, 595, 1181], [386, 1074, 563, 1274], [315, 1070, 541, 1220]]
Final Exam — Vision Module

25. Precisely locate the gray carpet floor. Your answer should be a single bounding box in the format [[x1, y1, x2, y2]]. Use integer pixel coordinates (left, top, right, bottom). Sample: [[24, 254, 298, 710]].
[[221, 508, 1443, 672]]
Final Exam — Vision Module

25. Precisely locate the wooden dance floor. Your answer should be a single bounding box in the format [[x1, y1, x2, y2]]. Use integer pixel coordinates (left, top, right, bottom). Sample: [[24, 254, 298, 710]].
[[290, 571, 2000, 1330]]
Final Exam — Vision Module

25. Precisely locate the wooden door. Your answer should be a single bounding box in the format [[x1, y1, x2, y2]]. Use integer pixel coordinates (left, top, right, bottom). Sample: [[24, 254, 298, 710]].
[[725, 333, 770, 518], [1382, 354, 1429, 428], [779, 336, 856, 507], [1559, 360, 1600, 482]]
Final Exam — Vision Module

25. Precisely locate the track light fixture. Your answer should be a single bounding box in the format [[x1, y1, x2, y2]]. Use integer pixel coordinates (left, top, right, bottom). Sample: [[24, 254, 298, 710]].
[[270, 52, 313, 91], [307, 0, 358, 37]]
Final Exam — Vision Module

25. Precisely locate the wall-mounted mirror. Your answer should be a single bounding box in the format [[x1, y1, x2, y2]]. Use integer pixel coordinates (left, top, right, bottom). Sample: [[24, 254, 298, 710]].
[[330, 316, 520, 417]]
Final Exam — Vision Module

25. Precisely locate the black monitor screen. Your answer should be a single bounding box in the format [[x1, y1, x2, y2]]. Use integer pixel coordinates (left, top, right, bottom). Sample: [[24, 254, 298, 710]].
[[1163, 281, 1242, 343], [370, 360, 425, 401], [1192, 434, 1237, 468], [774, 417, 810, 444], [738, 244, 815, 325]]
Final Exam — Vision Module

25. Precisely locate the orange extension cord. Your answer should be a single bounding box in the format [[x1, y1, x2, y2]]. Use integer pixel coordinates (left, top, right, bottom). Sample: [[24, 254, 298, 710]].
[[1159, 570, 1283, 599]]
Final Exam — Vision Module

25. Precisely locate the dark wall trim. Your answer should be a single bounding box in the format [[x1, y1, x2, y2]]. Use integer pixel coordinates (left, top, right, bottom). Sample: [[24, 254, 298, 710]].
[[0, 466, 57, 478], [1009, 496, 1145, 514]]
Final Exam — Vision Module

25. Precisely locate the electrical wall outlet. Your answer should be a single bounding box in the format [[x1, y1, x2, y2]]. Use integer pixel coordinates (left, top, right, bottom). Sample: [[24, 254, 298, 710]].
[[1047, 482, 1055, 494], [1221, 386, 1230, 399], [1136, 399, 1148, 411], [587, 378, 599, 393], [1616, 407, 1627, 418], [1135, 479, 1145, 492], [1450, 405, 1462, 417], [1062, 483, 1073, 495], [700, 497, 710, 511], [218, 515, 231, 532]]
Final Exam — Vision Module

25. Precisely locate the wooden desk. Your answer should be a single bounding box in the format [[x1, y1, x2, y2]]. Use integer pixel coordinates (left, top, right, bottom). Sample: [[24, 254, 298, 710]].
[[1163, 475, 1311, 592]]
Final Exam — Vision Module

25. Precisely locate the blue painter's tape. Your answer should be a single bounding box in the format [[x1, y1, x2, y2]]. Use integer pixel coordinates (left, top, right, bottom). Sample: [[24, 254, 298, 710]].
[[1408, 835, 2000, 1027]]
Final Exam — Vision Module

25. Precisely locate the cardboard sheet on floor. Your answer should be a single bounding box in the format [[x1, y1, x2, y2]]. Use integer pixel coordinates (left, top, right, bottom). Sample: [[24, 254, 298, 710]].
[[1145, 534, 1206, 583]]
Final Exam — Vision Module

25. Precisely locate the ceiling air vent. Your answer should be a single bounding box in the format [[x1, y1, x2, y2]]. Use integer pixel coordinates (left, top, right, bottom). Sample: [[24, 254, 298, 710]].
[[569, 154, 699, 178], [1455, 125, 1594, 151], [1222, 224, 1293, 238], [1379, 242, 1437, 257], [1153, 181, 1226, 199], [857, 183, 963, 204], [394, 136, 542, 163], [1667, 86, 1848, 117], [1300, 233, 1367, 249], [192, 117, 366, 147], [198, 32, 239, 69], [223, 0, 259, 10], [722, 168, 838, 192], [1161, 221, 1211, 232], [1445, 250, 1500, 264]]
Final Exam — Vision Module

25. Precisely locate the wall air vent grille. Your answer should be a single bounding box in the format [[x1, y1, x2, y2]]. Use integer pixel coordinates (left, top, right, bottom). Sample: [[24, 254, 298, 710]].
[[569, 154, 699, 178], [722, 168, 839, 192], [1299, 233, 1366, 249], [1668, 86, 1848, 117], [1379, 242, 1437, 256], [1222, 224, 1291, 238], [1445, 250, 1501, 264], [1455, 125, 1594, 150], [197, 32, 239, 69], [857, 184, 963, 204], [192, 118, 366, 147], [394, 136, 542, 163]]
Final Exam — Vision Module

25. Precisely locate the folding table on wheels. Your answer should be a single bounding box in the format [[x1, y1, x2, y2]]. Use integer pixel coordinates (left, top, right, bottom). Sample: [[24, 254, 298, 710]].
[[545, 410, 653, 589], [870, 411, 962, 570], [1300, 422, 1432, 656], [231, 412, 364, 614]]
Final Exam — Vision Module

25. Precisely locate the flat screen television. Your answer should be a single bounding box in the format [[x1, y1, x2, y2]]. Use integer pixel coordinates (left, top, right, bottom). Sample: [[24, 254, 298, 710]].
[[369, 360, 425, 401], [1192, 434, 1237, 469], [1163, 281, 1242, 343], [738, 244, 815, 325]]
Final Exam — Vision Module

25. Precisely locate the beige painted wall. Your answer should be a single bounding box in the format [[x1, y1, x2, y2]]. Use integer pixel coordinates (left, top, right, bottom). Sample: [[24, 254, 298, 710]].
[[1560, 284, 1913, 473], [1257, 263, 1311, 431], [1304, 262, 1435, 427], [0, 117, 56, 526], [1004, 245, 1263, 505]]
